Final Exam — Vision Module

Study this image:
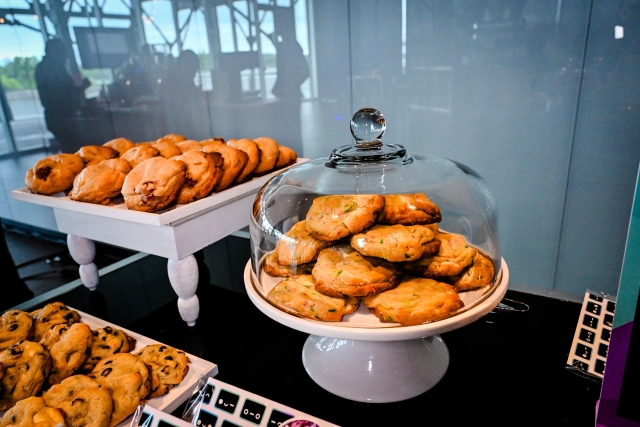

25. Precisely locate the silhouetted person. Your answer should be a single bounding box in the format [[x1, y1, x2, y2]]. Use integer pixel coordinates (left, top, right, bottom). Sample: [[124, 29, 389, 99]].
[[35, 38, 89, 152], [159, 50, 208, 139], [271, 32, 309, 100], [0, 221, 34, 311]]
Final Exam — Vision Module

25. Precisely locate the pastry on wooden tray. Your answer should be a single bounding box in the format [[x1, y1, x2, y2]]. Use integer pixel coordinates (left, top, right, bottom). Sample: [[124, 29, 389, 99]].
[[305, 194, 385, 241], [378, 193, 442, 225], [227, 138, 260, 184], [0, 310, 33, 352], [252, 137, 279, 176], [76, 146, 119, 167], [103, 138, 134, 156], [43, 375, 113, 427], [121, 157, 187, 212], [311, 245, 401, 297], [350, 224, 439, 262], [0, 341, 51, 410], [267, 275, 360, 322], [0, 396, 65, 427], [69, 158, 132, 205], [275, 145, 297, 169], [136, 344, 189, 398], [363, 277, 463, 326], [202, 144, 248, 192], [25, 153, 84, 195], [174, 151, 223, 204], [120, 145, 159, 168]]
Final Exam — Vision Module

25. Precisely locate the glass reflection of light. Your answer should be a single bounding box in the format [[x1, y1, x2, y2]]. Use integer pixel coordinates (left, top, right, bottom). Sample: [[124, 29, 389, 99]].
[[314, 338, 348, 352]]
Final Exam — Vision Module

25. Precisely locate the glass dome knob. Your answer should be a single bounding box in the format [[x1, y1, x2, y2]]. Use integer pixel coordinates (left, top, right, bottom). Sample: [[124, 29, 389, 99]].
[[350, 107, 386, 145]]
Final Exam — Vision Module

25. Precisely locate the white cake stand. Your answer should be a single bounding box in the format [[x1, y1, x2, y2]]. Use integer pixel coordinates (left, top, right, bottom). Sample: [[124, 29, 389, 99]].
[[244, 259, 509, 403]]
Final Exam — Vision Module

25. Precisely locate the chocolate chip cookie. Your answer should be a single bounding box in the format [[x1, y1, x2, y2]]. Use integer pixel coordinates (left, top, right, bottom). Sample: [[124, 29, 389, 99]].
[[43, 375, 113, 427], [0, 341, 52, 410], [0, 396, 65, 427], [44, 323, 93, 386], [30, 302, 81, 342], [81, 326, 136, 373], [136, 344, 189, 398], [0, 311, 33, 352]]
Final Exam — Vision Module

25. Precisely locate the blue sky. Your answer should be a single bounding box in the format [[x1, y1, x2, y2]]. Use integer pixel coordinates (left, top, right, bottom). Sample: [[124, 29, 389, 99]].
[[0, 0, 308, 64]]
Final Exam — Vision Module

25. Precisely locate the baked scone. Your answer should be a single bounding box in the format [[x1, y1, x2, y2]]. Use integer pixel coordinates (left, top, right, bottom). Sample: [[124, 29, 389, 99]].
[[43, 375, 113, 427], [175, 140, 202, 154], [252, 137, 279, 175], [263, 253, 314, 278], [202, 144, 248, 191], [120, 145, 160, 168], [103, 138, 134, 156], [363, 277, 463, 326], [447, 252, 495, 291], [30, 302, 81, 342], [81, 326, 136, 373], [25, 154, 84, 195], [156, 134, 186, 144], [135, 344, 189, 398], [199, 138, 225, 147], [87, 353, 151, 427], [305, 194, 385, 241], [312, 245, 401, 297], [0, 341, 52, 410], [275, 145, 297, 169], [350, 224, 439, 262], [121, 157, 187, 212], [0, 396, 65, 427], [76, 146, 119, 167], [0, 310, 33, 352], [151, 140, 181, 159], [42, 323, 92, 387], [275, 220, 332, 265], [267, 275, 360, 322], [69, 159, 132, 205], [403, 232, 477, 278], [227, 138, 260, 183], [174, 151, 223, 204], [378, 193, 442, 225]]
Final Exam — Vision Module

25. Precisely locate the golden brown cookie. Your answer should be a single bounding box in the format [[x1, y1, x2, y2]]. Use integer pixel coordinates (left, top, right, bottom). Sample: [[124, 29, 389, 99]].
[[43, 323, 92, 387], [103, 138, 134, 156], [378, 193, 442, 225], [87, 353, 150, 427], [252, 137, 279, 175], [174, 151, 223, 204], [175, 140, 202, 154], [263, 253, 315, 278], [267, 275, 360, 322], [0, 396, 65, 427], [0, 310, 33, 352], [448, 252, 495, 292], [312, 245, 401, 297], [81, 326, 136, 373], [30, 302, 81, 342], [227, 138, 260, 183], [119, 145, 159, 168], [69, 159, 132, 205], [202, 144, 248, 192], [350, 224, 438, 262], [275, 220, 332, 266], [135, 344, 189, 398], [199, 137, 225, 147], [151, 140, 182, 159], [76, 146, 119, 167], [403, 232, 477, 278], [43, 375, 113, 427], [121, 157, 187, 212], [275, 145, 297, 169], [25, 154, 85, 196], [363, 277, 463, 326], [305, 194, 385, 241], [156, 134, 186, 144], [0, 341, 52, 410]]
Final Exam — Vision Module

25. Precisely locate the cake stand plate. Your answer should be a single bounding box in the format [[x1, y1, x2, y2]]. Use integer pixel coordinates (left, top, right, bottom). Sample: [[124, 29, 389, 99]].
[[244, 259, 509, 403]]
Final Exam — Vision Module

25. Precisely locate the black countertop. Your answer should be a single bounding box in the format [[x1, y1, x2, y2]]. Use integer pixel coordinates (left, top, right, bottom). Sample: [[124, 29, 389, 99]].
[[28, 236, 601, 427]]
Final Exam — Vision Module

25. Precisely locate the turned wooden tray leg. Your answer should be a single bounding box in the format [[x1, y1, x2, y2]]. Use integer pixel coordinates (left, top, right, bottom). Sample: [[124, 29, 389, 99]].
[[67, 234, 99, 291], [167, 255, 200, 326]]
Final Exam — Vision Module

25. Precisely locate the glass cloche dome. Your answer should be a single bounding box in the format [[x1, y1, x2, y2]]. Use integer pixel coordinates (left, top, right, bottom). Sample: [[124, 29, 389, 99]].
[[248, 107, 501, 328]]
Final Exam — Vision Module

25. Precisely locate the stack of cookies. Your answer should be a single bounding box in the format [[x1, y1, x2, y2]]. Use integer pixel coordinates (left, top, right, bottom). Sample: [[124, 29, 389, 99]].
[[0, 302, 190, 427], [24, 134, 298, 213], [264, 193, 496, 326]]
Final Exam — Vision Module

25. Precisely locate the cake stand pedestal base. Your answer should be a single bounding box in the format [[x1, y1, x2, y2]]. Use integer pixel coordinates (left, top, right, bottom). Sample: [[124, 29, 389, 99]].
[[302, 334, 450, 403]]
